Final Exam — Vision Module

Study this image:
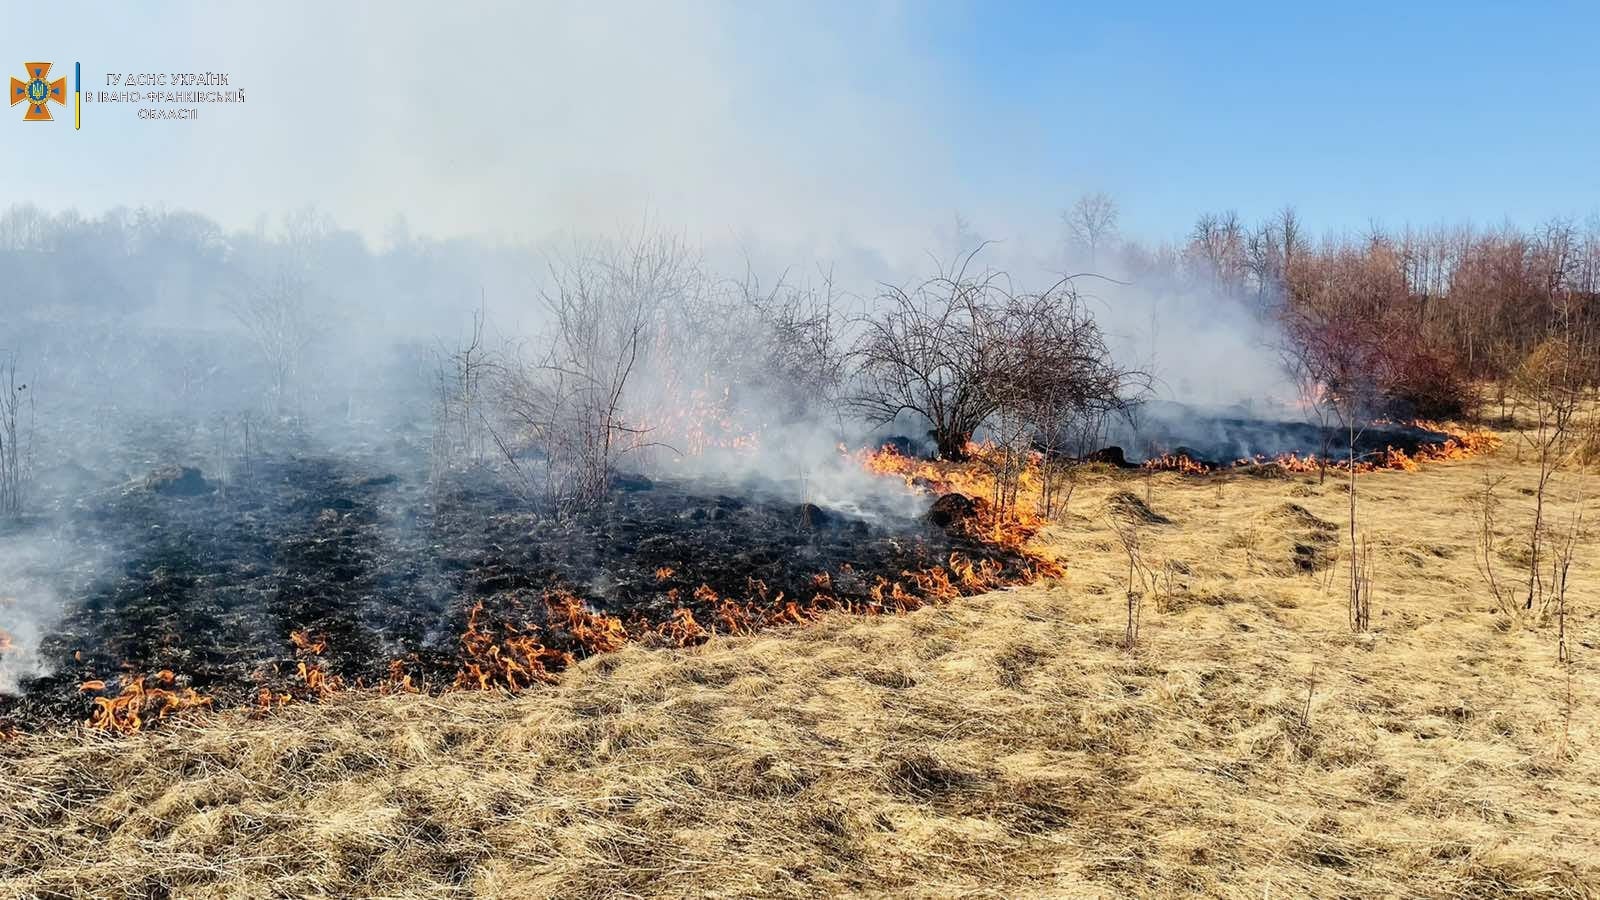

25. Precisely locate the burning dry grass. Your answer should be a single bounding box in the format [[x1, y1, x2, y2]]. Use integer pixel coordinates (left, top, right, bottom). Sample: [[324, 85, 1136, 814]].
[[76, 671, 212, 737], [1143, 420, 1502, 476], [859, 442, 1062, 557], [3, 424, 1599, 897]]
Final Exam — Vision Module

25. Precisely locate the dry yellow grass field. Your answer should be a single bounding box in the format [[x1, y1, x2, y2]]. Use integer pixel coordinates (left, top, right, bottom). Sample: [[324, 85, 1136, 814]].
[[3, 423, 1597, 898]]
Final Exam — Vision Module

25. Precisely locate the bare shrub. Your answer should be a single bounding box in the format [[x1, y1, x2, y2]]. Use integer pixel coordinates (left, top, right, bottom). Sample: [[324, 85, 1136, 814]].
[[1349, 533, 1373, 633], [233, 269, 315, 414], [0, 353, 33, 517], [431, 299, 495, 483], [1550, 501, 1581, 663], [1473, 474, 1517, 617], [1108, 510, 1159, 649], [848, 251, 1016, 461], [851, 253, 1143, 474], [739, 268, 848, 427], [1512, 334, 1590, 612], [1034, 405, 1119, 517], [1012, 283, 1147, 427], [1382, 334, 1474, 420], [496, 232, 698, 509]]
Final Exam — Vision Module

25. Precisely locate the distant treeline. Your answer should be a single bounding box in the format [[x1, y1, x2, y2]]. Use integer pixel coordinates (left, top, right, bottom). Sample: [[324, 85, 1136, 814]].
[[6, 200, 1597, 425], [1068, 200, 1600, 417]]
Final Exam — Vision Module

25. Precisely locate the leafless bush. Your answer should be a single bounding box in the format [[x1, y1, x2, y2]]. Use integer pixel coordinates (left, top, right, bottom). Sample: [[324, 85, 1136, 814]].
[[1349, 533, 1373, 633], [742, 268, 848, 426], [233, 269, 315, 414], [1512, 333, 1589, 612], [1108, 510, 1158, 649], [1037, 460, 1077, 518], [1550, 501, 1581, 663], [496, 232, 697, 509], [1474, 474, 1517, 617], [848, 251, 1015, 460], [1012, 283, 1148, 437], [978, 400, 1034, 520], [1035, 407, 1115, 517], [850, 253, 1144, 470], [432, 299, 495, 482], [1299, 666, 1318, 728], [0, 354, 33, 517], [1006, 284, 1148, 516]]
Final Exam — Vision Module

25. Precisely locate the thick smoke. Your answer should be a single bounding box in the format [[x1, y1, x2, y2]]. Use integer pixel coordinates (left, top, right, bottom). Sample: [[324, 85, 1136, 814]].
[[4, 3, 958, 259], [0, 536, 94, 693], [0, 5, 1316, 699]]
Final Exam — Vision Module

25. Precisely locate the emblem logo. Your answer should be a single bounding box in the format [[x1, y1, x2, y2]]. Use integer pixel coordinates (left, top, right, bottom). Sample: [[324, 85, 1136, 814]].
[[11, 62, 67, 122]]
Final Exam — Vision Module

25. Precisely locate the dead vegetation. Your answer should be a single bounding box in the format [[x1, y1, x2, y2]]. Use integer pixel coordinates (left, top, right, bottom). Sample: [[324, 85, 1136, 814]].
[[0, 351, 31, 518], [2, 424, 1598, 898]]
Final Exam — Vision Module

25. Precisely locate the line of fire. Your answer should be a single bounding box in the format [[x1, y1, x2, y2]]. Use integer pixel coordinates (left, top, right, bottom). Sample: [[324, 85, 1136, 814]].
[[0, 222, 1513, 739]]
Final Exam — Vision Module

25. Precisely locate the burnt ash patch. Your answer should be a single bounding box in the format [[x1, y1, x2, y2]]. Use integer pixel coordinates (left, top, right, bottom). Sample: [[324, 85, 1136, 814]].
[[1, 441, 1034, 729], [1136, 418, 1455, 468]]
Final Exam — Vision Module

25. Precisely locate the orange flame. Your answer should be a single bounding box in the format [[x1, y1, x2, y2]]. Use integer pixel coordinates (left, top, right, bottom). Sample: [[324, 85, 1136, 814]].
[[1141, 422, 1500, 477], [254, 688, 293, 713], [296, 660, 343, 698], [642, 382, 763, 458], [1142, 452, 1212, 475], [453, 599, 572, 692], [79, 435, 1094, 730], [382, 658, 422, 695], [289, 629, 327, 656], [81, 672, 212, 735], [656, 607, 706, 646], [856, 442, 1054, 553], [545, 589, 629, 655]]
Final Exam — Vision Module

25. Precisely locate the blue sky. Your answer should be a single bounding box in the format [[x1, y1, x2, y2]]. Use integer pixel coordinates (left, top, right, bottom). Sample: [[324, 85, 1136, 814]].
[[1, 1, 1595, 253], [911, 2, 1600, 236]]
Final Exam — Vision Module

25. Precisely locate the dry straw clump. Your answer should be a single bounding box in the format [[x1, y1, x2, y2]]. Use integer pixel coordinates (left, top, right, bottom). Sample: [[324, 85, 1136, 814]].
[[3, 424, 1598, 898]]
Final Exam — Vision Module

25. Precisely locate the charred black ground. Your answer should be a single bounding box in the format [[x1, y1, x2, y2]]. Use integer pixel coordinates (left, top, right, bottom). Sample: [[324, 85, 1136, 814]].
[[0, 421, 1034, 729], [1106, 409, 1456, 468], [0, 405, 1465, 731]]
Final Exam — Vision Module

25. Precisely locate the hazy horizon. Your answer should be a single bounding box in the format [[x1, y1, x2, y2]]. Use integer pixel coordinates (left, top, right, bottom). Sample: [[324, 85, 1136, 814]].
[[3, 1, 1597, 260]]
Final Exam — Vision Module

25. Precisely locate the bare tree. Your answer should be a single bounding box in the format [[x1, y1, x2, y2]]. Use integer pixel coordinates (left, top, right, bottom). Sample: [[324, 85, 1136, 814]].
[[851, 253, 1141, 466], [1512, 331, 1589, 611], [1063, 192, 1119, 269], [1280, 248, 1404, 632], [941, 212, 987, 263], [1187, 210, 1247, 294], [432, 295, 494, 482], [849, 250, 1014, 461], [0, 353, 32, 518], [741, 266, 848, 426], [1474, 474, 1517, 617], [233, 269, 315, 414], [496, 231, 698, 508], [1281, 342, 1339, 484], [1245, 205, 1304, 310]]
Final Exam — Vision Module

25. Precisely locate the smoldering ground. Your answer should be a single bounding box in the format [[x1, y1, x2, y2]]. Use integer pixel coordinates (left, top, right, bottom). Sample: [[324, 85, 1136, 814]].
[[0, 213, 1061, 725]]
